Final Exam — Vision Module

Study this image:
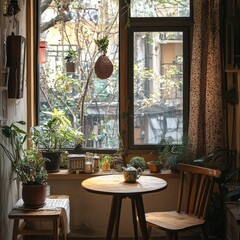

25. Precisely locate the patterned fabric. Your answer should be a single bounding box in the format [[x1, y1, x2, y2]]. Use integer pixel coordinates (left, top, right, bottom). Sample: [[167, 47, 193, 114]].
[[188, 0, 225, 158]]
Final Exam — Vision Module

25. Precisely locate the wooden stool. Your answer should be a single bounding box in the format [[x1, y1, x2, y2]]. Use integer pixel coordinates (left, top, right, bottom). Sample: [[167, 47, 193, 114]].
[[8, 195, 69, 240]]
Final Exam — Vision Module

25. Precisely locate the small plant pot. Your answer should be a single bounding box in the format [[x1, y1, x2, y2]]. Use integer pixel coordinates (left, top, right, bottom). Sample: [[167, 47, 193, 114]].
[[147, 161, 163, 173], [101, 163, 110, 171], [22, 183, 47, 208]]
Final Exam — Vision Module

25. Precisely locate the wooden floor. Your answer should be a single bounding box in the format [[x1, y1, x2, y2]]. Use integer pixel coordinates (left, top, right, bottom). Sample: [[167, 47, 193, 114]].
[[20, 228, 222, 240], [21, 234, 220, 240]]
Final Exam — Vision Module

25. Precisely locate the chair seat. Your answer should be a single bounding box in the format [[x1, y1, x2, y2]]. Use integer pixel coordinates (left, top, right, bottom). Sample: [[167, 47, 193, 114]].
[[145, 211, 205, 231]]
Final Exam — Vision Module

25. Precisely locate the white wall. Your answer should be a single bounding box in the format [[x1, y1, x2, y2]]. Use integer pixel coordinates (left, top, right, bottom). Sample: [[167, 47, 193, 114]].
[[0, 1, 27, 239]]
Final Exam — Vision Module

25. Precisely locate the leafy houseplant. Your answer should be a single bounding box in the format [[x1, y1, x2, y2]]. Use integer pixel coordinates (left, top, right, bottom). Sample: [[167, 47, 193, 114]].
[[160, 136, 194, 173], [0, 121, 48, 208], [129, 156, 147, 171], [32, 108, 84, 172]]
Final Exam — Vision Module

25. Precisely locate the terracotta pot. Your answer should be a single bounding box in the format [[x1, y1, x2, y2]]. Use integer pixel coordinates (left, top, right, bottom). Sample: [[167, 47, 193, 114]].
[[101, 163, 110, 171], [65, 62, 76, 73], [22, 183, 47, 209], [42, 152, 62, 173], [147, 161, 163, 173]]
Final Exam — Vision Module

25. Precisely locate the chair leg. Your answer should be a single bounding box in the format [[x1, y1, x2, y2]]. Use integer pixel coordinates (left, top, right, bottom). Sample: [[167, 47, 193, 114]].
[[201, 224, 209, 240], [173, 232, 178, 240], [166, 231, 173, 240], [166, 231, 178, 240], [147, 225, 152, 238]]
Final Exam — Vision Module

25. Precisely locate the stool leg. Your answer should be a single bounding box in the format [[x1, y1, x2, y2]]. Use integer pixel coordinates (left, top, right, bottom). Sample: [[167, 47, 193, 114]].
[[53, 217, 59, 240], [60, 215, 67, 240], [12, 219, 19, 240]]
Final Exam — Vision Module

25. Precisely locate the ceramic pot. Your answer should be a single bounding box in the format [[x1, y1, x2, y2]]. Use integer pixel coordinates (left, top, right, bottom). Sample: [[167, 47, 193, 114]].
[[42, 152, 62, 173], [22, 183, 47, 209], [147, 161, 163, 173]]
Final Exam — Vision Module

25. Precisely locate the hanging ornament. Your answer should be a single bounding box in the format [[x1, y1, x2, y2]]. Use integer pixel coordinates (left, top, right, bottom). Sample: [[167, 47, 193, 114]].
[[94, 36, 113, 79]]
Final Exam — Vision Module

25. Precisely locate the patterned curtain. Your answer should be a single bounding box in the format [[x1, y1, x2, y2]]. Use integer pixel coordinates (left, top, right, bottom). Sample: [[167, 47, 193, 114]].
[[188, 0, 225, 158]]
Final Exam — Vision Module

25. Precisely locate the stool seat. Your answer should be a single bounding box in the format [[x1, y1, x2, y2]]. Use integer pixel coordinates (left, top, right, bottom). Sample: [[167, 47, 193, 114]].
[[8, 195, 69, 240]]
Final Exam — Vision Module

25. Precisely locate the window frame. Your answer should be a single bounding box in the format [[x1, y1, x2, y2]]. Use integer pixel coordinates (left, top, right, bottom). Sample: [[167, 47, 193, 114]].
[[125, 2, 193, 151], [128, 26, 191, 150]]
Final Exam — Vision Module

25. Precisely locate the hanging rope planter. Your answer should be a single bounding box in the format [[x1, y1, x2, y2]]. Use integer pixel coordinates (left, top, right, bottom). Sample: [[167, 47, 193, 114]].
[[94, 36, 113, 79]]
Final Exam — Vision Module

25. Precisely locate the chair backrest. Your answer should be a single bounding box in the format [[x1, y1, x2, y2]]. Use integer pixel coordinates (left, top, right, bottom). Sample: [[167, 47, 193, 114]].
[[176, 163, 221, 220]]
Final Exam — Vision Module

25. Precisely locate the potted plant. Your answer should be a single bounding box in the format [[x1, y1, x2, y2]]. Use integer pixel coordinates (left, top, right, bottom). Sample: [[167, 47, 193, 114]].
[[32, 108, 84, 173], [129, 156, 147, 171], [99, 154, 111, 171], [64, 49, 77, 73], [160, 136, 194, 173], [147, 158, 164, 173], [0, 121, 48, 208]]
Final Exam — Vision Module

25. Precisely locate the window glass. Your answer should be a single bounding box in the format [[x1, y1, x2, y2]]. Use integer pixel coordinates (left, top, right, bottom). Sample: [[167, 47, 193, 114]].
[[39, 0, 119, 149], [133, 31, 184, 145], [131, 0, 190, 17]]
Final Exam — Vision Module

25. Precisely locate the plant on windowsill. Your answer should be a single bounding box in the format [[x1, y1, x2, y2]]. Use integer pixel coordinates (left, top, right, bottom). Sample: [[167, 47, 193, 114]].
[[160, 136, 194, 173], [129, 156, 148, 171], [147, 158, 164, 173], [99, 154, 111, 171], [64, 49, 77, 73], [32, 108, 84, 173], [0, 121, 48, 208]]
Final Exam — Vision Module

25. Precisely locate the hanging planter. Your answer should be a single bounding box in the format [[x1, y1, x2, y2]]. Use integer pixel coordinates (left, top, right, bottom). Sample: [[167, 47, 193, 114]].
[[94, 36, 113, 79], [64, 49, 77, 73]]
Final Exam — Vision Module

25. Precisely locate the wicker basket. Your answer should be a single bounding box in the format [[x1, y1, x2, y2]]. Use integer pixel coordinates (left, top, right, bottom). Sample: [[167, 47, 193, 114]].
[[68, 154, 85, 174]]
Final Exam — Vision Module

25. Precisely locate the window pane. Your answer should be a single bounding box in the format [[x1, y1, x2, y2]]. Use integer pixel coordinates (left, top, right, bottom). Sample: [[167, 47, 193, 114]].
[[39, 0, 119, 149], [133, 32, 183, 145], [131, 0, 190, 17]]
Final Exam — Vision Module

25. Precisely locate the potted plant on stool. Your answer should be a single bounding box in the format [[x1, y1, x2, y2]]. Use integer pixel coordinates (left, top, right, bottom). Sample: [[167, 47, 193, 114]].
[[0, 121, 48, 208], [32, 108, 84, 173]]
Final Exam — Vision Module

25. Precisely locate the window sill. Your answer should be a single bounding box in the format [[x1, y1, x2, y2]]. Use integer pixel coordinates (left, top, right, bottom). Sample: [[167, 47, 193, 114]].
[[48, 169, 180, 180]]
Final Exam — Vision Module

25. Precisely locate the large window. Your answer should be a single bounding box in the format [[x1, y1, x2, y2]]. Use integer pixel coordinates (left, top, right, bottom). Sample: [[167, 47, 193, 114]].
[[38, 0, 119, 149], [37, 0, 192, 152]]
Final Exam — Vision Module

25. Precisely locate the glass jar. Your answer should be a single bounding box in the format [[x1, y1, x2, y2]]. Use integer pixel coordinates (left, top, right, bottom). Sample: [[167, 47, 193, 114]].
[[85, 152, 94, 173]]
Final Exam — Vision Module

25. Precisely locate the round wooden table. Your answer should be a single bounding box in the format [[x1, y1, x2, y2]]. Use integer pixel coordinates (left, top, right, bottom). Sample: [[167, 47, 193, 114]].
[[82, 174, 167, 240]]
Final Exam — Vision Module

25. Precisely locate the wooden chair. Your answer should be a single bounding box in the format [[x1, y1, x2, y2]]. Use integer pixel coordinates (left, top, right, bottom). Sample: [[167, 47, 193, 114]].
[[145, 163, 221, 240]]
